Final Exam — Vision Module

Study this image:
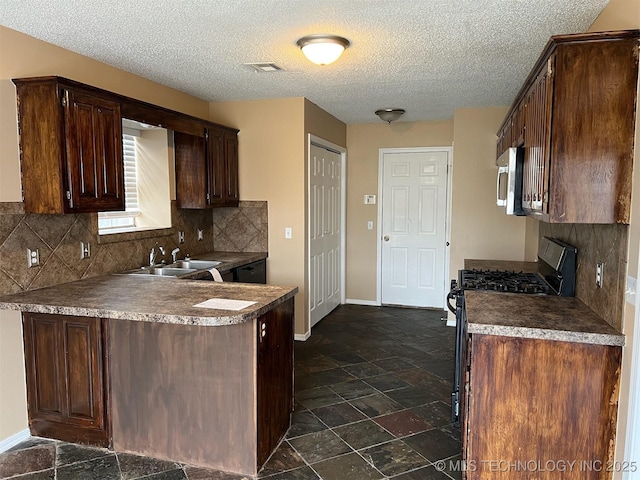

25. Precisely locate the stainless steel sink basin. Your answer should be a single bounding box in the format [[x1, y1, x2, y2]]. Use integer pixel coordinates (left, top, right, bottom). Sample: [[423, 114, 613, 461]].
[[126, 267, 198, 277], [169, 260, 222, 269]]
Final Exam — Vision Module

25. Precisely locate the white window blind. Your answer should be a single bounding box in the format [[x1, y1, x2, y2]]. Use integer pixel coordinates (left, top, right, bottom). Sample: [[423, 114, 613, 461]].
[[123, 133, 139, 212], [98, 132, 140, 233]]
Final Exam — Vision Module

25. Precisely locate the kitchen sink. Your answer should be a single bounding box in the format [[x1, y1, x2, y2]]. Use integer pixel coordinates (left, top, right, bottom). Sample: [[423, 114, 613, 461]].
[[125, 266, 198, 277], [168, 260, 222, 269]]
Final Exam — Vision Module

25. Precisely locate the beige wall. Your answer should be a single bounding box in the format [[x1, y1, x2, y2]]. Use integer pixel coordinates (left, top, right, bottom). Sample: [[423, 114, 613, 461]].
[[0, 27, 212, 444], [450, 108, 529, 274], [586, 0, 640, 475], [209, 98, 347, 335], [345, 120, 454, 301], [209, 98, 308, 333]]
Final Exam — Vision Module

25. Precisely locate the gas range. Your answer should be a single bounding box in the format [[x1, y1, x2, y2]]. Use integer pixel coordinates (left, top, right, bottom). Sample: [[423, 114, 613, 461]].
[[448, 237, 577, 427], [459, 269, 549, 294]]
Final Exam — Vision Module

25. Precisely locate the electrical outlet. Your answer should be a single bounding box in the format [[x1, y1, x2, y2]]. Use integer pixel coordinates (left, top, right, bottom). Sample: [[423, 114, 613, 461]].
[[27, 248, 40, 268], [596, 262, 604, 288], [626, 276, 637, 305], [178, 231, 185, 244], [285, 227, 292, 239], [80, 242, 91, 259], [197, 229, 203, 241]]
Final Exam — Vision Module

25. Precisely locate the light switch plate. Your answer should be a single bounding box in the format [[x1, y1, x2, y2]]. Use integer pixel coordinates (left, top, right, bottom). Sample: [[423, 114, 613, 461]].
[[81, 242, 91, 259], [178, 231, 185, 244], [285, 227, 292, 239], [364, 195, 376, 205], [197, 229, 203, 241], [367, 221, 374, 230], [627, 275, 637, 305]]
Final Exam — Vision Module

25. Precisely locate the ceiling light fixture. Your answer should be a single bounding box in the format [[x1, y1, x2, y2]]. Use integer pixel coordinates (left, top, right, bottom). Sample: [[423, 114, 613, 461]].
[[375, 108, 406, 124], [296, 34, 350, 65]]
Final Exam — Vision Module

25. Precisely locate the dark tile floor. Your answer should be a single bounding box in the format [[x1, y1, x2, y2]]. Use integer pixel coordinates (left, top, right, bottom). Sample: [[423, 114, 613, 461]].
[[0, 305, 461, 480]]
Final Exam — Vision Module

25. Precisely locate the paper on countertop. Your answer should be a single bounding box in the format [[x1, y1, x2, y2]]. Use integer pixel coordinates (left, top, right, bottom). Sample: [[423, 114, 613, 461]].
[[193, 298, 257, 311]]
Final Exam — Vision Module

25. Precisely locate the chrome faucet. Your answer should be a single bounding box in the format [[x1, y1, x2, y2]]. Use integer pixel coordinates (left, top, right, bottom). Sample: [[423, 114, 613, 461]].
[[171, 247, 180, 263], [149, 243, 166, 266]]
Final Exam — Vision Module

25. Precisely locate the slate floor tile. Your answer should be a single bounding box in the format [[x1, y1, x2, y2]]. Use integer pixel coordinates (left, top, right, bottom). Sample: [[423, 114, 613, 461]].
[[364, 374, 410, 392], [5, 469, 56, 479], [311, 452, 384, 480], [385, 386, 437, 408], [185, 465, 252, 479], [373, 410, 432, 437], [329, 380, 379, 401], [402, 429, 461, 462], [327, 351, 366, 366], [288, 430, 352, 464], [55, 442, 111, 467], [333, 420, 395, 450], [139, 468, 187, 479], [286, 410, 328, 438], [5, 438, 56, 453], [359, 440, 428, 477], [0, 444, 55, 479], [118, 452, 182, 479], [410, 401, 451, 427], [308, 368, 355, 387], [262, 466, 320, 479], [372, 357, 415, 373], [258, 441, 306, 477], [349, 393, 404, 418], [296, 386, 343, 409], [391, 464, 452, 479], [311, 402, 366, 427], [343, 362, 386, 379], [56, 453, 120, 480]]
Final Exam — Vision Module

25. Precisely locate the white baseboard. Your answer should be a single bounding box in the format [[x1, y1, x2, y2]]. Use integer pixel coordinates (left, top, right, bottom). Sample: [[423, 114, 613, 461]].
[[0, 428, 30, 453], [345, 299, 381, 306], [295, 331, 310, 342]]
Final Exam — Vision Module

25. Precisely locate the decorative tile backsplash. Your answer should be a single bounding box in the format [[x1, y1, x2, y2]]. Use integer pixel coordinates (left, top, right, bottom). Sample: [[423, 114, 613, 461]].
[[0, 201, 268, 297], [539, 222, 628, 330], [212, 201, 268, 253]]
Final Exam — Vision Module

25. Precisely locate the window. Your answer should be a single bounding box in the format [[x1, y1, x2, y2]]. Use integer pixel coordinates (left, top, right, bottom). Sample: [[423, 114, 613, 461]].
[[98, 121, 171, 236], [98, 133, 141, 233]]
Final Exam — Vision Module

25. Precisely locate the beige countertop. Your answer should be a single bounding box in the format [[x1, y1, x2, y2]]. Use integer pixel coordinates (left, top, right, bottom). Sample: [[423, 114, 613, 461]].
[[464, 290, 624, 346], [0, 267, 297, 327]]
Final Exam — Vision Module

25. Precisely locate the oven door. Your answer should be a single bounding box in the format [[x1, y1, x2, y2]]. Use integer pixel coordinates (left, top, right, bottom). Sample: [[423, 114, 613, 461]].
[[449, 284, 467, 427]]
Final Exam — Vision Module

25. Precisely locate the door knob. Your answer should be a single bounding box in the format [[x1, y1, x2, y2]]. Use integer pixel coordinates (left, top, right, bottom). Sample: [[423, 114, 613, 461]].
[[383, 235, 390, 241]]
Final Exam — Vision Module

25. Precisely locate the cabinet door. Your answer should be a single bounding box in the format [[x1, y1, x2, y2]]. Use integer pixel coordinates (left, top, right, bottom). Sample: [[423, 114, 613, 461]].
[[206, 128, 226, 205], [175, 131, 208, 208], [22, 313, 110, 446], [223, 132, 239, 206], [64, 88, 124, 213], [522, 57, 554, 215], [256, 299, 294, 468]]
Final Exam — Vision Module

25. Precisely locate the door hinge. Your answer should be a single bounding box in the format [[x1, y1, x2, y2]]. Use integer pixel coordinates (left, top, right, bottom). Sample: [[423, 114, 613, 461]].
[[205, 130, 209, 141], [206, 193, 211, 202], [259, 321, 266, 343], [66, 191, 72, 206], [547, 58, 553, 76], [61, 90, 68, 107]]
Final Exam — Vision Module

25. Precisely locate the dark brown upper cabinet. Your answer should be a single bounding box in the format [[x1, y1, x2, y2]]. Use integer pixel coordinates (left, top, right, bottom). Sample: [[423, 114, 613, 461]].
[[496, 30, 640, 224], [13, 77, 125, 214], [13, 75, 240, 214], [175, 126, 239, 209]]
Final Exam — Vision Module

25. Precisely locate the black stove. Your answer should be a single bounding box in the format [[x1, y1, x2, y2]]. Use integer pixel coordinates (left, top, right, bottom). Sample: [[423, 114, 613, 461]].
[[460, 269, 549, 294], [447, 237, 578, 428]]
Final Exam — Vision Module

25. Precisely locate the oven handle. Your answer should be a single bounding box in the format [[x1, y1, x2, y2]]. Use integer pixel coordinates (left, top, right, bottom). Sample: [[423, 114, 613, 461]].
[[446, 283, 458, 314]]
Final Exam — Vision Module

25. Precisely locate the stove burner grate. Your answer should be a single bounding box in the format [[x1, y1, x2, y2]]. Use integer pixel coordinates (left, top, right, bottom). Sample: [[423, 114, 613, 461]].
[[460, 269, 549, 294]]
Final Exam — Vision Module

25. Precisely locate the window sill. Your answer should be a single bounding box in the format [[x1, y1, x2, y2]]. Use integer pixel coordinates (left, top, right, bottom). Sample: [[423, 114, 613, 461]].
[[98, 226, 175, 244]]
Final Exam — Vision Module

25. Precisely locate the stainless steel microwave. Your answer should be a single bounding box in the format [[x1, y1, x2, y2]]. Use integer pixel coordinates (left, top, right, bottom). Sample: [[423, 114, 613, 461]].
[[496, 147, 525, 215]]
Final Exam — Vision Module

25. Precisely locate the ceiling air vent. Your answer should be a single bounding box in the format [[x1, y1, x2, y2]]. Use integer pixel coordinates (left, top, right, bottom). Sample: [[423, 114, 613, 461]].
[[244, 62, 284, 73]]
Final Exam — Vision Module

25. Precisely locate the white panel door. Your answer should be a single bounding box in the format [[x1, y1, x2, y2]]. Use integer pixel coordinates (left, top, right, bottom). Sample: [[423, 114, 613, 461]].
[[310, 144, 342, 327], [381, 149, 449, 307]]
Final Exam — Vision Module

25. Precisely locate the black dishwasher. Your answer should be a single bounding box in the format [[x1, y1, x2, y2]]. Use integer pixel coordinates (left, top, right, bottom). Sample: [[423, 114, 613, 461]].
[[235, 259, 266, 284]]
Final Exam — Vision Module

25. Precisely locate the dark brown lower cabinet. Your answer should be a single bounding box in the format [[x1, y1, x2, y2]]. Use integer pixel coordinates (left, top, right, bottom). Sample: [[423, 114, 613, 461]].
[[22, 313, 110, 446], [464, 334, 621, 480]]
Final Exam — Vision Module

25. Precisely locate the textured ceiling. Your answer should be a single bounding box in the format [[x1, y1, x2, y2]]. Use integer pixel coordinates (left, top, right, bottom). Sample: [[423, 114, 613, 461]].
[[0, 0, 609, 124]]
